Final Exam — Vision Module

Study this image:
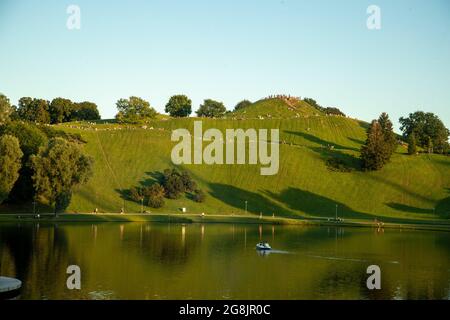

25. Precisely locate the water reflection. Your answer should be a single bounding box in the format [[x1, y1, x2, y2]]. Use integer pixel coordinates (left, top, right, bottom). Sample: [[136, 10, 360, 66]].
[[0, 223, 449, 300]]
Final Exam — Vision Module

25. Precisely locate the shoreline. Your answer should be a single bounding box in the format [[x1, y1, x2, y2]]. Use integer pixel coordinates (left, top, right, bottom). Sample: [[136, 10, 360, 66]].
[[0, 213, 449, 232]]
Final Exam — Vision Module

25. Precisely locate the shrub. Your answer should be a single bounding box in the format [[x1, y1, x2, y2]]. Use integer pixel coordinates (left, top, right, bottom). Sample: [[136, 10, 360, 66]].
[[144, 183, 165, 208], [192, 189, 206, 203]]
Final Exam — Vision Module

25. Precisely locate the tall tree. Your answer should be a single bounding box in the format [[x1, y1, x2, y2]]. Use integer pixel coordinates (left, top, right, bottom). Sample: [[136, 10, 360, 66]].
[[0, 93, 13, 125], [0, 135, 23, 203], [49, 98, 74, 124], [196, 99, 226, 118], [378, 112, 397, 160], [73, 101, 101, 121], [361, 120, 388, 171], [17, 97, 51, 124], [31, 138, 93, 213], [115, 96, 157, 123], [0, 122, 48, 202], [165, 95, 192, 117], [399, 111, 449, 154]]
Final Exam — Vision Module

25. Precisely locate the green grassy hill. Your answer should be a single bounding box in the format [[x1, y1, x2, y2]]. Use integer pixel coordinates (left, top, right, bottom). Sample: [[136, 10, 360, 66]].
[[46, 99, 450, 222], [231, 98, 323, 119]]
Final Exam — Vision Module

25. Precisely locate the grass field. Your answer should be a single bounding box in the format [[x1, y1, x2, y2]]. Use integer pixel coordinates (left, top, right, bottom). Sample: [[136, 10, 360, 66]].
[[2, 99, 449, 223]]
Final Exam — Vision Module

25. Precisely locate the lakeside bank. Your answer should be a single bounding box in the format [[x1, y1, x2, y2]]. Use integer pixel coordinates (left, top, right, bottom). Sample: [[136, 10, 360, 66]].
[[0, 213, 449, 232]]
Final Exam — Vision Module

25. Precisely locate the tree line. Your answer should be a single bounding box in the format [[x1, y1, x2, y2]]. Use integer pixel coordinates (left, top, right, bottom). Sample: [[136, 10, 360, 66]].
[[303, 97, 346, 116], [0, 93, 100, 125], [361, 111, 449, 171], [115, 95, 232, 123], [0, 93, 93, 213]]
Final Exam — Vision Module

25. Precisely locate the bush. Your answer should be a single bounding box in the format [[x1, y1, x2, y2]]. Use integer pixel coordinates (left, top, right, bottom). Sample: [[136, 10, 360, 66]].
[[181, 171, 197, 192], [129, 186, 144, 202], [162, 168, 197, 199], [144, 183, 165, 208], [192, 189, 206, 203], [162, 169, 185, 199]]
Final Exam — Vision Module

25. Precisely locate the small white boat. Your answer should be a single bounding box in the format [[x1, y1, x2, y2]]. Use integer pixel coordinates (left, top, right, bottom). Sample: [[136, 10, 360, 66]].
[[256, 242, 272, 251]]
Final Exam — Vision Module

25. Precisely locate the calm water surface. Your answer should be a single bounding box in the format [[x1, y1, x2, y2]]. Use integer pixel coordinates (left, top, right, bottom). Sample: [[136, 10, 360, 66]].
[[0, 222, 449, 299]]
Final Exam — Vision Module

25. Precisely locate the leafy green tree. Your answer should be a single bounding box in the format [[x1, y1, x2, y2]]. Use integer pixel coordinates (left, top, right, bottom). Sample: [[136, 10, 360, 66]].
[[115, 96, 157, 123], [0, 122, 48, 202], [0, 135, 23, 203], [0, 122, 48, 160], [378, 112, 397, 160], [73, 101, 101, 121], [399, 111, 449, 154], [49, 98, 74, 124], [408, 132, 417, 155], [196, 99, 226, 118], [17, 97, 51, 124], [31, 138, 93, 213], [0, 93, 13, 125], [361, 120, 388, 171], [165, 95, 192, 117], [234, 100, 252, 111], [144, 183, 165, 208]]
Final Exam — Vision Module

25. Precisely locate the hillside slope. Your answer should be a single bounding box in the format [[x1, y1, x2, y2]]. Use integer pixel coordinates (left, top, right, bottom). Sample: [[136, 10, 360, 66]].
[[231, 98, 323, 119], [53, 111, 450, 222]]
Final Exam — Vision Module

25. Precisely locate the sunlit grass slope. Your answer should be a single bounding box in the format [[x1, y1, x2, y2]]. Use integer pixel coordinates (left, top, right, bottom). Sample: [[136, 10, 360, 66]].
[[54, 99, 450, 222], [231, 98, 323, 119]]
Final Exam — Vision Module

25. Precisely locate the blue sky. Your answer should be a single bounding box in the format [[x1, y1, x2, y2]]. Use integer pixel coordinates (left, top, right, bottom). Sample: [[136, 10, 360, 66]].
[[1, 0, 449, 130]]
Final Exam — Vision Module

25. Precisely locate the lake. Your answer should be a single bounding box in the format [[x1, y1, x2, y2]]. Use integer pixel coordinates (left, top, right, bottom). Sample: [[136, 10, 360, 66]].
[[0, 222, 449, 299]]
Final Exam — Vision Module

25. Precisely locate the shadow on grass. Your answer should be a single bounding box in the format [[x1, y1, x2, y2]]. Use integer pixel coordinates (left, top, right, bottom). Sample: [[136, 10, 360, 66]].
[[284, 130, 362, 171], [311, 147, 361, 171], [386, 188, 450, 218], [386, 203, 433, 214], [264, 187, 373, 219], [347, 137, 364, 145], [208, 183, 293, 217], [285, 130, 360, 152]]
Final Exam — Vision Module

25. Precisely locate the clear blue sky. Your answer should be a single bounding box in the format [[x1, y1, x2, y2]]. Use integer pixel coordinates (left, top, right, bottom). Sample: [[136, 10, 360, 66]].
[[1, 0, 449, 131]]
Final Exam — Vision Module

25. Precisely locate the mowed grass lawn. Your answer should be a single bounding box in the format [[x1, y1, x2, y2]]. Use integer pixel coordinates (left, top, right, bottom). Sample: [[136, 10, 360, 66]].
[[53, 114, 450, 223]]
